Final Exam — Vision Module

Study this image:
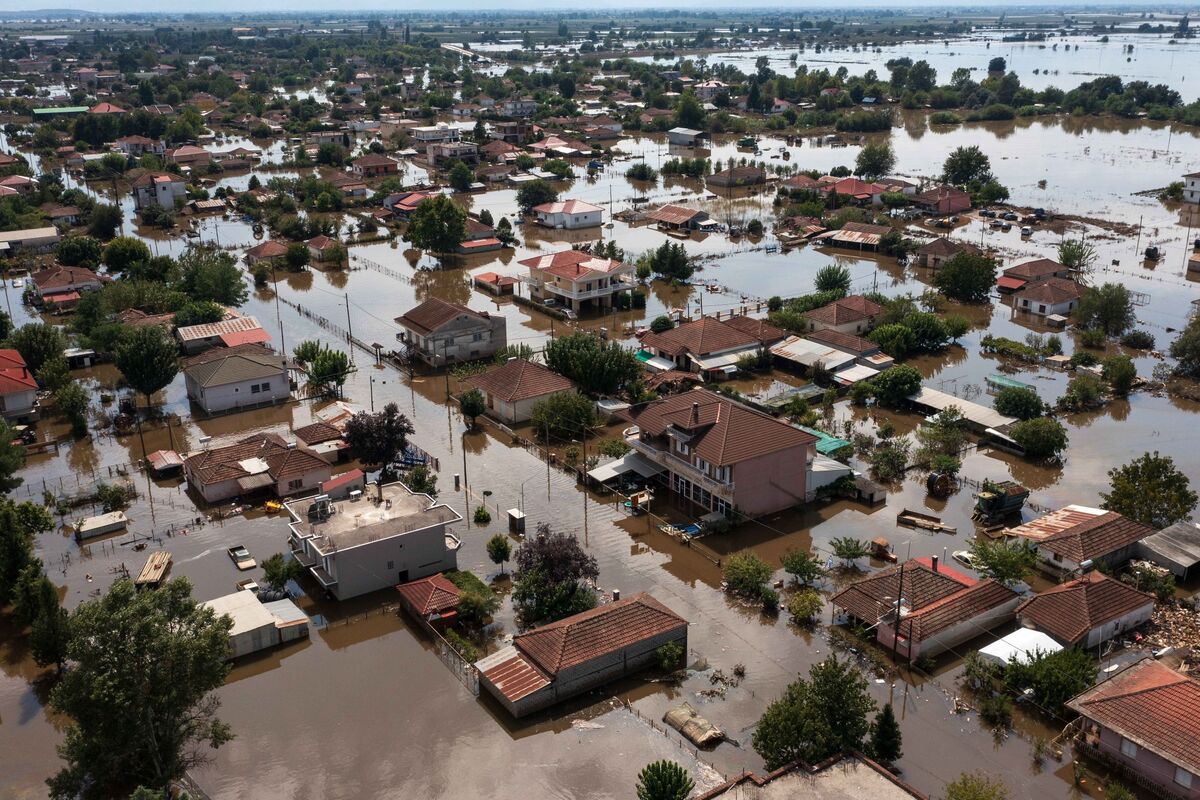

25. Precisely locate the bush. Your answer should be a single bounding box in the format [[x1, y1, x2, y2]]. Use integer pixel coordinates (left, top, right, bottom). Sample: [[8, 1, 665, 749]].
[[649, 315, 675, 334], [993, 386, 1044, 420], [978, 693, 1013, 729], [781, 549, 825, 585], [1120, 329, 1155, 350], [1080, 328, 1107, 349], [656, 641, 685, 672], [473, 506, 492, 525], [1009, 417, 1068, 459], [787, 589, 822, 624], [723, 553, 773, 599]]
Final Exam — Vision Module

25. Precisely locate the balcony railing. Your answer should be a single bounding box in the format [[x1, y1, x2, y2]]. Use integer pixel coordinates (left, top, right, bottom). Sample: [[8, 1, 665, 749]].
[[543, 281, 631, 301], [628, 437, 734, 496]]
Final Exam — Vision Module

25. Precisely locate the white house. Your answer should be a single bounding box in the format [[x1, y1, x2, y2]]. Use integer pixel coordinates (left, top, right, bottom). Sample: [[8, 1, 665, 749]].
[[394, 298, 507, 366], [1184, 170, 1199, 204], [1016, 572, 1154, 650], [202, 590, 309, 659], [465, 358, 576, 425], [531, 199, 603, 230], [666, 127, 705, 147], [0, 349, 39, 422], [286, 481, 463, 601], [131, 171, 186, 210], [183, 343, 291, 415], [1015, 277, 1082, 318], [410, 123, 461, 144], [520, 249, 635, 313]]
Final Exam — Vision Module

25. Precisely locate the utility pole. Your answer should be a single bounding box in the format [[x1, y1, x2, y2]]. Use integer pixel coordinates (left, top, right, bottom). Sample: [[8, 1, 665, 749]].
[[891, 561, 905, 663], [344, 292, 355, 363]]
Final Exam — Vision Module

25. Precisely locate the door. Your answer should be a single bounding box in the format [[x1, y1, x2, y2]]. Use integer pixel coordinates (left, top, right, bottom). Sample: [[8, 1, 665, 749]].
[[397, 569, 409, 584]]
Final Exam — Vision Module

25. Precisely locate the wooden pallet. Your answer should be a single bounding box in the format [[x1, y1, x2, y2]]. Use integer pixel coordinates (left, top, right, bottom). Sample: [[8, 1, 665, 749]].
[[134, 551, 172, 588]]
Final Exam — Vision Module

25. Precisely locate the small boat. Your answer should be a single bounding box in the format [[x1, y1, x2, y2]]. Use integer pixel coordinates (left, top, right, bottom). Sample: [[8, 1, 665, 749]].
[[236, 578, 260, 593], [897, 508, 956, 534], [228, 545, 256, 571]]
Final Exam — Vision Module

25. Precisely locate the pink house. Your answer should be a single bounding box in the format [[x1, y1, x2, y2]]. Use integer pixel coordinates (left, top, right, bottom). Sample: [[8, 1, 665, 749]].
[[618, 388, 816, 517], [1069, 658, 1200, 799]]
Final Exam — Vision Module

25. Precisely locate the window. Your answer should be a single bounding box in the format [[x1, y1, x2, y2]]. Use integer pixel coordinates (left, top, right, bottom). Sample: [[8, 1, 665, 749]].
[[1038, 304, 1046, 314], [1120, 738, 1138, 758], [251, 384, 261, 394], [287, 479, 302, 490], [1176, 768, 1193, 789], [1052, 552, 1063, 562], [260, 382, 270, 392], [387, 560, 394, 571], [472, 332, 483, 342]]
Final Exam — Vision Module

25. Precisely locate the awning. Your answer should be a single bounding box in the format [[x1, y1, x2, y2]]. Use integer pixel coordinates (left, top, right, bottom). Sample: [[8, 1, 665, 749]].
[[237, 473, 275, 492], [587, 451, 665, 483], [978, 629, 1061, 667], [996, 276, 1026, 291], [691, 350, 755, 371], [636, 351, 676, 372]]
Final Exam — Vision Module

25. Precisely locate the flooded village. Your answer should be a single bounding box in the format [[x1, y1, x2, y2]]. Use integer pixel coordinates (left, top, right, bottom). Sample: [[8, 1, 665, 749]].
[[1, 6, 1200, 800]]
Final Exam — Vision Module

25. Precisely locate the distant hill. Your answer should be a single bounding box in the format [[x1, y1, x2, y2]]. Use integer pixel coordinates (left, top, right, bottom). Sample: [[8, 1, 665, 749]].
[[0, 8, 104, 19]]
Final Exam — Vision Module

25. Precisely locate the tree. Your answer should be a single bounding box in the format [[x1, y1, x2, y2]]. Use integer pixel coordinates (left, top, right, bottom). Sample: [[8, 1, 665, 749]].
[[868, 703, 903, 765], [831, 536, 870, 565], [1057, 239, 1097, 279], [308, 347, 351, 397], [516, 180, 560, 214], [1003, 647, 1097, 712], [511, 524, 598, 626], [9, 323, 66, 374], [406, 194, 467, 254], [455, 586, 500, 627], [47, 578, 232, 799], [675, 93, 705, 128], [635, 760, 694, 800], [987, 56, 1007, 73], [1101, 452, 1197, 528], [1076, 283, 1135, 336], [723, 553, 773, 599], [544, 332, 640, 395], [87, 203, 123, 239], [1102, 355, 1136, 396], [29, 573, 69, 670], [56, 235, 103, 268], [946, 772, 1010, 800], [447, 161, 474, 193], [344, 403, 414, 469], [115, 326, 179, 409], [869, 324, 917, 359], [854, 141, 895, 180], [1009, 417, 1068, 459], [752, 656, 876, 770], [642, 241, 693, 281], [942, 145, 993, 185], [530, 391, 597, 441], [486, 534, 512, 574], [459, 388, 486, 426], [933, 253, 997, 303], [649, 315, 675, 334], [968, 538, 1037, 587], [284, 241, 310, 271], [102, 236, 152, 273], [993, 386, 1044, 420], [0, 502, 39, 603], [787, 589, 823, 624], [781, 549, 825, 585], [177, 245, 248, 306], [171, 301, 225, 330], [55, 381, 90, 436], [814, 264, 851, 294], [1170, 316, 1200, 378], [870, 365, 922, 406], [260, 553, 303, 593]]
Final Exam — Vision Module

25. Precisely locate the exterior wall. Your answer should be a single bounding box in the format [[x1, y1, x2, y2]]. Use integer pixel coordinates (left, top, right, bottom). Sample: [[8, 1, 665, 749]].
[[808, 318, 872, 336], [402, 315, 507, 365], [732, 448, 810, 517], [876, 596, 1020, 660], [495, 626, 688, 717], [134, 181, 185, 210], [189, 474, 242, 503], [185, 371, 290, 414], [1184, 176, 1199, 204], [0, 388, 38, 420], [482, 391, 555, 425], [536, 210, 602, 229], [1083, 723, 1200, 800], [1081, 603, 1154, 649], [272, 465, 329, 499], [228, 621, 281, 659], [327, 523, 455, 600], [1019, 296, 1078, 317], [1038, 543, 1141, 574]]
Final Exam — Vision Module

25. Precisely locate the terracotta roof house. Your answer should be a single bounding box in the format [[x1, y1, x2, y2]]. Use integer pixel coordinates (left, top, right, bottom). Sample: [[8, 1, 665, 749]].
[[819, 177, 888, 205], [476, 593, 687, 718], [183, 433, 330, 503], [698, 753, 927, 800], [0, 349, 39, 422], [781, 173, 823, 192], [913, 185, 972, 215], [1016, 572, 1154, 648], [87, 102, 126, 114], [286, 480, 462, 600], [383, 190, 437, 219], [803, 295, 883, 335], [811, 221, 891, 252], [832, 556, 1021, 661], [293, 421, 344, 446], [1015, 277, 1082, 318], [999, 258, 1071, 292], [164, 144, 210, 168], [1012, 505, 1155, 574], [175, 315, 270, 355], [707, 164, 767, 188], [351, 153, 399, 178], [30, 265, 104, 308], [520, 249, 634, 313], [618, 387, 817, 516], [396, 573, 462, 630], [915, 237, 983, 269], [465, 358, 575, 425], [531, 199, 603, 230], [638, 317, 764, 377], [305, 235, 342, 262], [722, 315, 788, 347], [644, 204, 716, 232], [805, 328, 885, 359], [479, 139, 520, 162], [244, 239, 289, 265], [395, 298, 507, 366], [1069, 658, 1200, 798], [183, 343, 291, 415], [116, 308, 175, 328], [0, 175, 37, 195]]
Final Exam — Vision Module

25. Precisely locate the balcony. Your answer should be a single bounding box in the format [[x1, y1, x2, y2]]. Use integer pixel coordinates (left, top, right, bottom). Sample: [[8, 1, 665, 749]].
[[627, 437, 734, 497], [543, 281, 630, 302], [289, 538, 318, 568], [311, 564, 338, 588]]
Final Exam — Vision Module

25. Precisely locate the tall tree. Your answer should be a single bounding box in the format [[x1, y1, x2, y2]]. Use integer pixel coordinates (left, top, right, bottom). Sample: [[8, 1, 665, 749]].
[[406, 193, 467, 254], [9, 323, 67, 374], [1101, 452, 1197, 528], [343, 403, 415, 470], [102, 236, 152, 273], [115, 326, 179, 409], [868, 703, 903, 765], [814, 264, 852, 294], [544, 332, 640, 395], [486, 534, 512, 574], [1076, 283, 1135, 336], [933, 253, 997, 303], [516, 180, 560, 214], [854, 141, 895, 180], [941, 145, 993, 185], [458, 388, 486, 427], [635, 760, 694, 800], [176, 245, 248, 306], [511, 524, 598, 626], [29, 573, 69, 671], [47, 578, 233, 800]]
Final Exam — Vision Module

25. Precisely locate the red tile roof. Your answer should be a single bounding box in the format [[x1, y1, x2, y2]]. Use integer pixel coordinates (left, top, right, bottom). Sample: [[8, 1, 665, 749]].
[[1004, 258, 1067, 281], [805, 295, 883, 326], [294, 421, 344, 445], [804, 328, 879, 355], [645, 204, 707, 226], [31, 265, 103, 293], [246, 240, 289, 259], [519, 249, 627, 280], [898, 579, 1018, 641], [619, 388, 815, 466], [1068, 658, 1200, 776], [396, 573, 462, 616], [514, 593, 686, 675], [832, 558, 977, 630], [352, 153, 398, 168], [722, 315, 788, 345], [1016, 572, 1154, 645], [1036, 511, 1154, 563], [0, 349, 37, 395], [183, 434, 327, 486], [466, 358, 574, 403], [640, 317, 760, 358], [917, 237, 982, 258], [395, 298, 490, 336], [1017, 277, 1082, 305], [532, 199, 602, 215], [176, 315, 265, 343], [479, 648, 551, 702]]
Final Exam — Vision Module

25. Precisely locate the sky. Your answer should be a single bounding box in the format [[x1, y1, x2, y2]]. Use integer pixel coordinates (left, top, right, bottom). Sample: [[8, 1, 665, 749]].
[[4, 0, 1195, 13]]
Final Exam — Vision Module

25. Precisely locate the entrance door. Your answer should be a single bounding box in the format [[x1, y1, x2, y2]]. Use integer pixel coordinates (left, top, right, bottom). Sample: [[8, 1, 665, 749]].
[[397, 569, 409, 584]]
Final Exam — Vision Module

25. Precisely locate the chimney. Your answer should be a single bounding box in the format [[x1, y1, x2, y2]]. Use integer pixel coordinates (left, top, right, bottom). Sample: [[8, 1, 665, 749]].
[[376, 480, 384, 503], [612, 588, 620, 601], [691, 402, 699, 424], [931, 554, 939, 573]]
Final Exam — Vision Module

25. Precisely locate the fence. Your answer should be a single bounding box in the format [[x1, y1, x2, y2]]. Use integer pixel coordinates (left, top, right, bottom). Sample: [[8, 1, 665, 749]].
[[621, 699, 727, 779]]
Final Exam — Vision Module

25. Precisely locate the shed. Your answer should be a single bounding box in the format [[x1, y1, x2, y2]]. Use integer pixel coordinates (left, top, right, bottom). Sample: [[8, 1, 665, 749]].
[[1138, 522, 1200, 579], [203, 591, 281, 659], [261, 597, 311, 644], [978, 628, 1062, 667], [75, 510, 129, 541]]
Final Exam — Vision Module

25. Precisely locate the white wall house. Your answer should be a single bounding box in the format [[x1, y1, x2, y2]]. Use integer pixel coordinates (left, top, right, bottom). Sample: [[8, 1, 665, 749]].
[[532, 199, 603, 230], [1184, 170, 1200, 204], [183, 344, 291, 415]]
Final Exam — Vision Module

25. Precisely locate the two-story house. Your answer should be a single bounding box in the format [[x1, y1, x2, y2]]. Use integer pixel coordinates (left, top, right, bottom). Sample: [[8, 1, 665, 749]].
[[287, 481, 463, 600], [1183, 170, 1199, 204], [395, 298, 507, 366], [0, 349, 39, 422], [520, 250, 634, 313], [131, 171, 186, 210], [617, 388, 816, 518]]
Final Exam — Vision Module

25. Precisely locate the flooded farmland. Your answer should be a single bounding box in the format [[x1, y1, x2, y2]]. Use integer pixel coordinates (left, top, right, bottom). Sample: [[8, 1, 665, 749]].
[[2, 76, 1200, 800]]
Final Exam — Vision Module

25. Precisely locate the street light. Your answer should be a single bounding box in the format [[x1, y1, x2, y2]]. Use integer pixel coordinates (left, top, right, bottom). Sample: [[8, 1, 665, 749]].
[[369, 374, 386, 412]]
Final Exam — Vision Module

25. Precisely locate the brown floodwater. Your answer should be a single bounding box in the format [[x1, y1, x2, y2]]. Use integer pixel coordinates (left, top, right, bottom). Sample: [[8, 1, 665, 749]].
[[2, 112, 1199, 799]]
